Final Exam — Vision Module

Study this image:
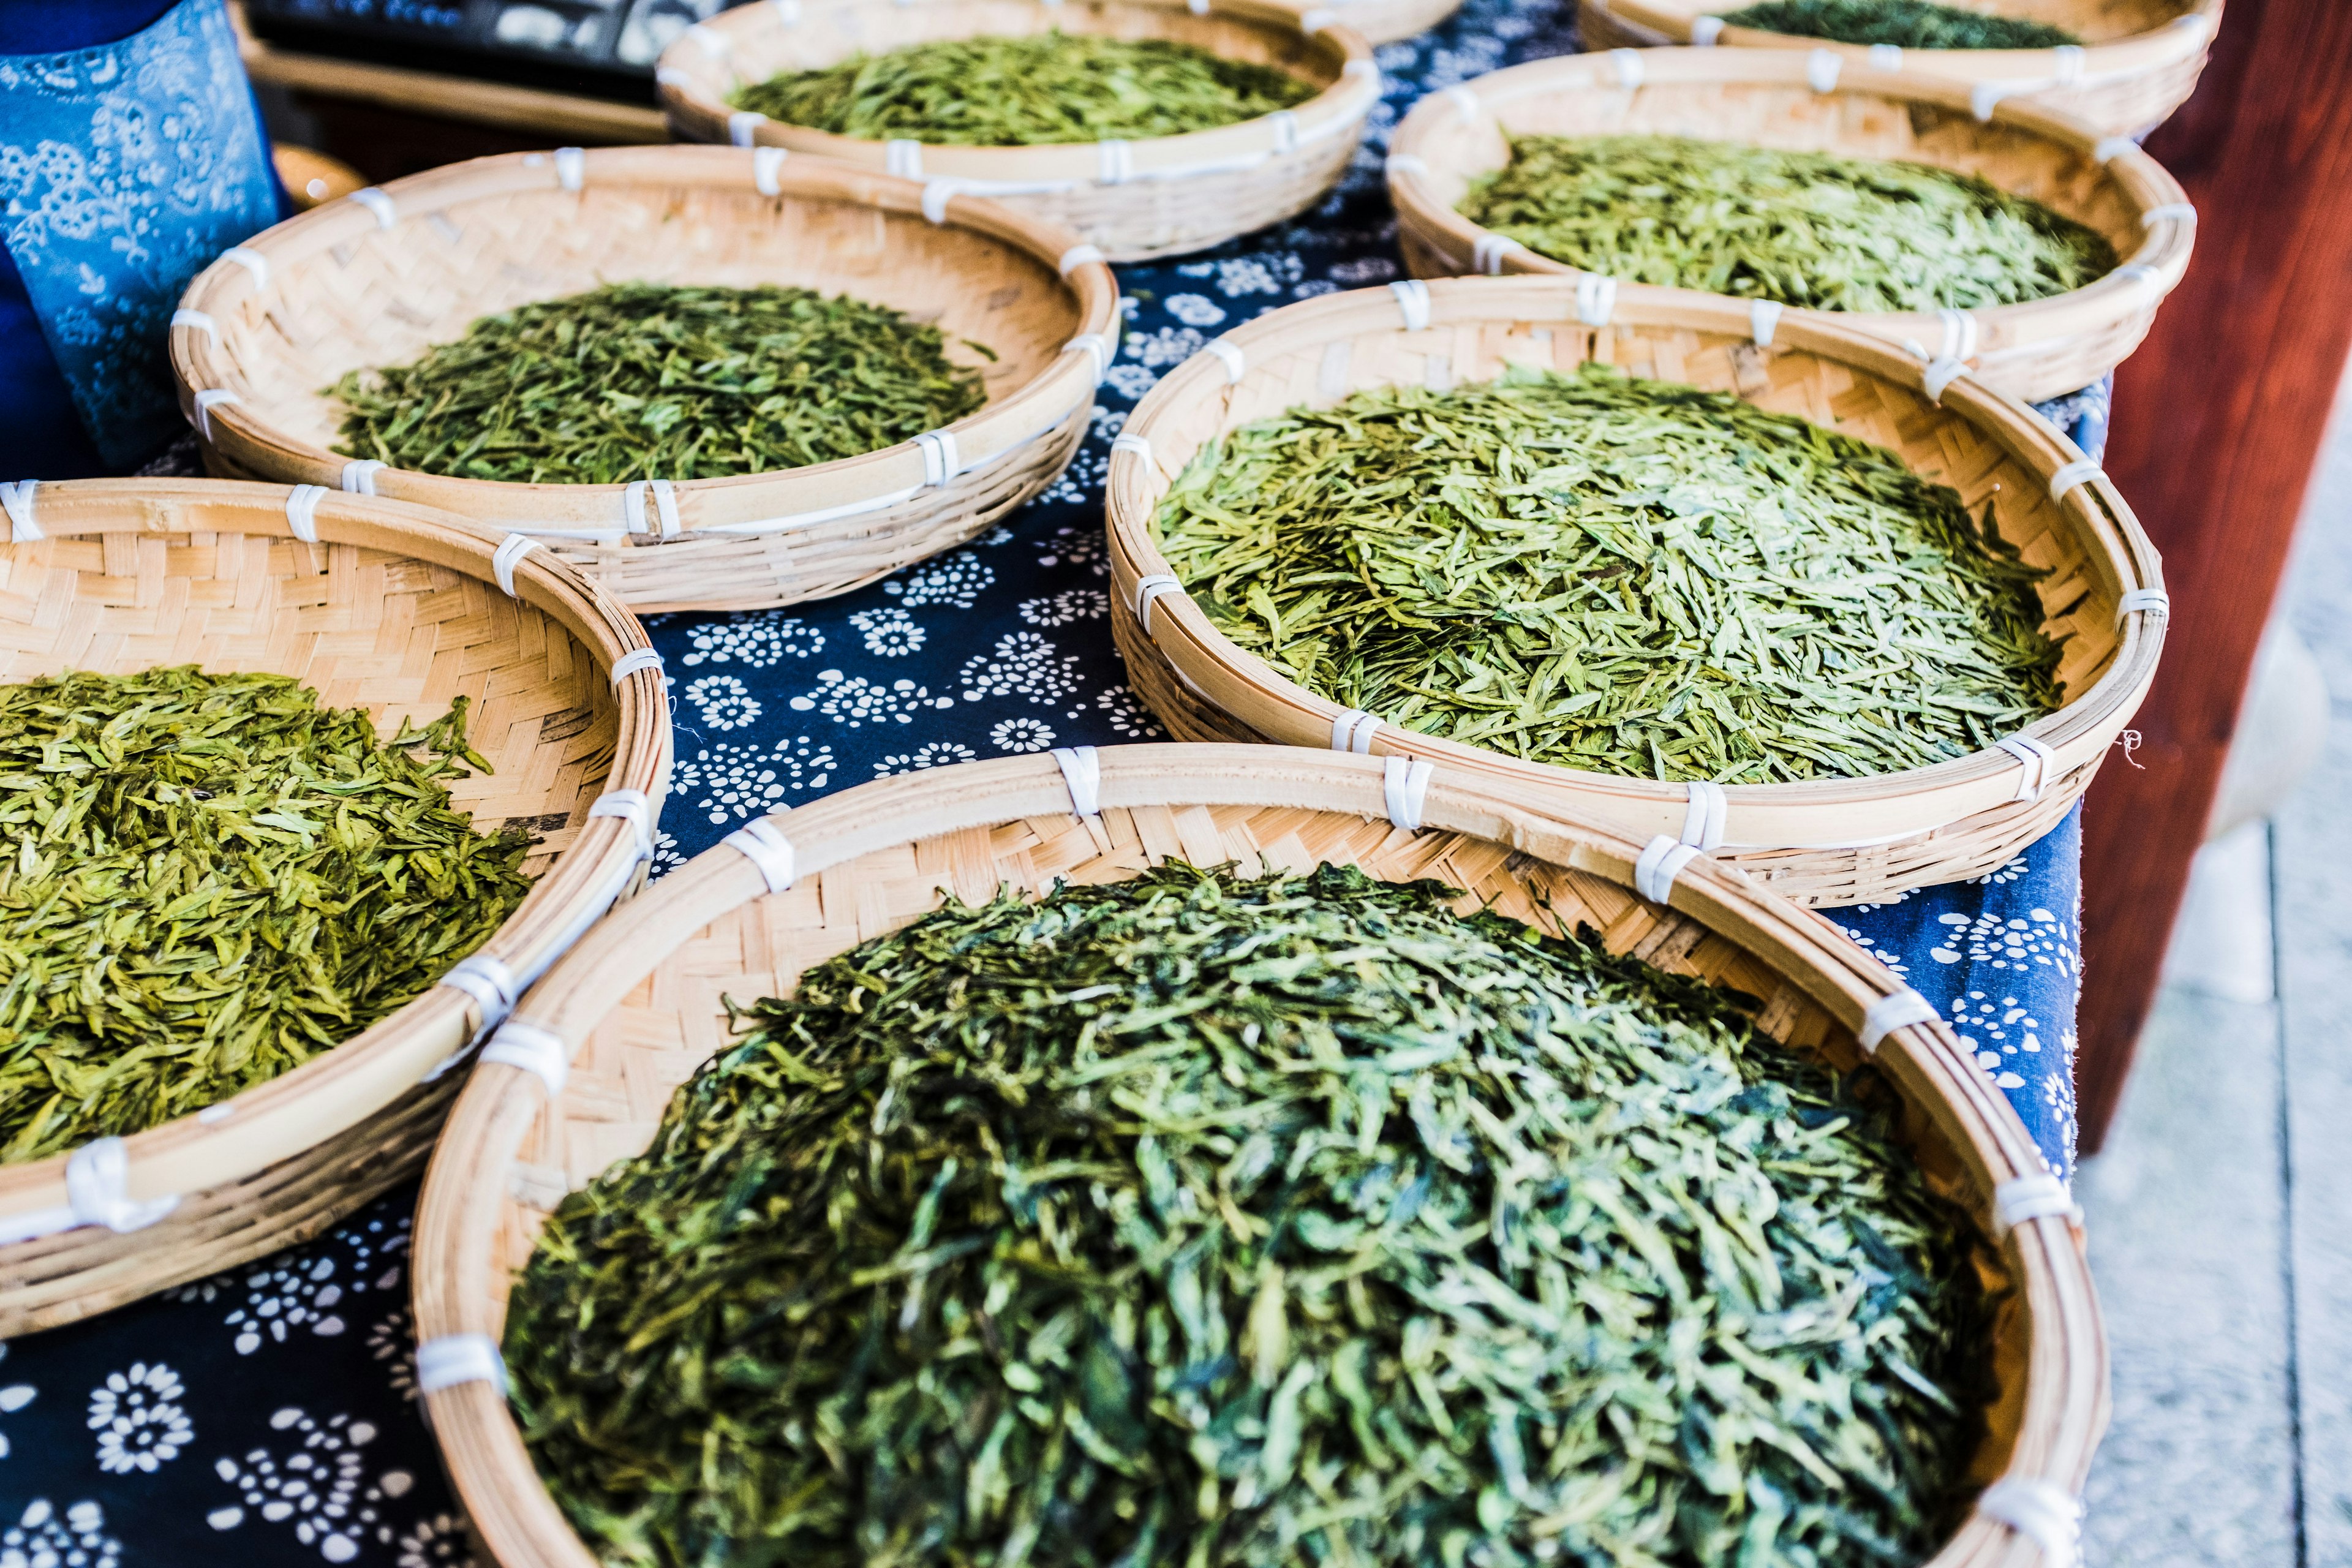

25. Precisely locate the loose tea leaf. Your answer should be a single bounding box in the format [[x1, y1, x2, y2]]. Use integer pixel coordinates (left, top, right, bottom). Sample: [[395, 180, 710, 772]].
[[731, 32, 1316, 145], [1720, 0, 2081, 48], [1157, 364, 2062, 783], [508, 864, 1988, 1568], [0, 668, 533, 1160], [1458, 134, 2114, 314], [331, 282, 992, 485]]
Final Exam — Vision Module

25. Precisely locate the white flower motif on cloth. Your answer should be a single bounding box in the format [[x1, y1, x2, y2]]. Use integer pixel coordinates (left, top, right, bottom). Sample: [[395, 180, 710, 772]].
[[1, 1500, 119, 1568], [850, 606, 927, 657], [1970, 854, 2030, 885], [872, 742, 979, 777], [1102, 363, 1159, 400], [396, 1513, 475, 1568], [676, 612, 822, 668], [959, 632, 1085, 706], [1019, 590, 1109, 627], [990, 717, 1057, 753], [674, 737, 837, 823], [1174, 254, 1303, 296], [180, 1208, 409, 1355], [1034, 526, 1106, 575], [87, 1362, 191, 1475], [1093, 685, 1166, 740], [682, 674, 762, 731], [206, 1408, 417, 1561], [1943, 990, 2048, 1090], [0, 1344, 33, 1460], [1928, 908, 2079, 976], [1830, 922, 1911, 980], [2043, 1047, 2080, 1169], [1164, 293, 1227, 327], [1125, 325, 1208, 369], [650, 827, 687, 878], [1329, 256, 1400, 284], [883, 551, 993, 609], [790, 671, 957, 727], [366, 1309, 418, 1404]]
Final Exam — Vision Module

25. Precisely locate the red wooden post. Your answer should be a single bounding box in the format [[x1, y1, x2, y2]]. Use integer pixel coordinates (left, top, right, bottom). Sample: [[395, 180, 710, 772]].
[[2076, 0, 2352, 1151]]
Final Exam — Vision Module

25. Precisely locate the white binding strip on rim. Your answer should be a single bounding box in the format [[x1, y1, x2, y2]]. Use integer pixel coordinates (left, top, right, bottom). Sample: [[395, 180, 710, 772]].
[[1188, 0, 1208, 12], [1971, 80, 2016, 121], [608, 647, 666, 687], [1052, 745, 1102, 818], [1390, 279, 1433, 331], [285, 483, 327, 543], [417, 1335, 508, 1398], [347, 187, 397, 228], [625, 478, 682, 539], [2141, 202, 2197, 228], [1749, 300, 1784, 347], [1, 481, 39, 543], [1609, 48, 1643, 88], [589, 787, 656, 861], [916, 430, 960, 487], [1204, 336, 1246, 384], [1132, 572, 1181, 635], [481, 1020, 572, 1099], [1993, 1172, 2080, 1236], [192, 388, 240, 442], [687, 21, 729, 55], [491, 533, 541, 598], [1444, 85, 1479, 124], [1938, 307, 1979, 363], [221, 245, 269, 288], [725, 816, 797, 893], [340, 458, 385, 495], [1058, 243, 1105, 275], [0, 1138, 180, 1246], [1997, 734, 2057, 803], [1975, 1479, 2082, 1568], [2112, 263, 2160, 287], [1110, 431, 1153, 469], [729, 110, 768, 147], [1330, 709, 1380, 753], [554, 146, 585, 190], [171, 308, 219, 348], [1634, 837, 1702, 904], [1681, 780, 1727, 853], [1382, 756, 1434, 832], [1690, 15, 1724, 43], [2048, 459, 2101, 505], [1270, 111, 1298, 155], [921, 178, 962, 224], [2093, 134, 2135, 162], [437, 952, 518, 1036], [2052, 43, 2085, 85], [1098, 140, 1136, 184], [1575, 274, 1617, 326], [1298, 7, 1336, 32], [1473, 233, 1522, 274], [1344, 59, 1379, 80], [2118, 587, 2171, 622], [1806, 48, 1841, 92], [1065, 333, 1113, 386], [1923, 357, 1970, 403], [774, 0, 800, 24], [1858, 988, 1938, 1054], [886, 140, 923, 177], [1868, 43, 1902, 70], [753, 145, 789, 195], [1387, 153, 1428, 178]]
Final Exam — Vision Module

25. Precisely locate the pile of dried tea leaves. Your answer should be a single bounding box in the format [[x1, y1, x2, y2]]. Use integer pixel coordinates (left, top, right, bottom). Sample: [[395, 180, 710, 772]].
[[0, 668, 533, 1160], [1719, 0, 2081, 48], [507, 863, 1987, 1568], [1156, 364, 2062, 783], [1457, 134, 2115, 314], [731, 32, 1316, 145], [330, 282, 991, 485]]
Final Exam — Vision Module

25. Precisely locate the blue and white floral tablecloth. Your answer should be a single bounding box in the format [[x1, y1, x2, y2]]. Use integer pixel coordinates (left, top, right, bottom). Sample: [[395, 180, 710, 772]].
[[0, 0, 2100, 1555]]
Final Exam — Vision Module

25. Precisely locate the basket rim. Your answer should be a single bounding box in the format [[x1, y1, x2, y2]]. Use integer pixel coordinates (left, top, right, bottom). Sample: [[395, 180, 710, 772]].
[[1385, 47, 2195, 360], [657, 0, 1382, 183], [168, 145, 1121, 541], [0, 478, 669, 1240], [1591, 0, 2218, 77], [411, 744, 2104, 1568], [1101, 276, 2167, 852]]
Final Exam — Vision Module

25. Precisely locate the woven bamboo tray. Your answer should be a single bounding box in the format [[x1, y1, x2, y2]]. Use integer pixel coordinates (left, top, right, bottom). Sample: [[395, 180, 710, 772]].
[[1389, 49, 2193, 404], [1580, 0, 2221, 138], [1103, 277, 2166, 907], [656, 0, 1381, 261], [0, 479, 670, 1332], [1264, 0, 1463, 45], [412, 745, 2105, 1568], [169, 145, 1120, 614]]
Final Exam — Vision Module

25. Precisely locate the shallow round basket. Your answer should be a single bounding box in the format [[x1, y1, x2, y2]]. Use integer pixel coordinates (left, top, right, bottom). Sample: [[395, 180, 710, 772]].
[[1580, 0, 2220, 138], [1263, 0, 1463, 45], [170, 145, 1121, 614], [0, 479, 670, 1333], [1389, 49, 2193, 404], [1103, 277, 2166, 907], [656, 0, 1381, 261], [412, 744, 2105, 1568]]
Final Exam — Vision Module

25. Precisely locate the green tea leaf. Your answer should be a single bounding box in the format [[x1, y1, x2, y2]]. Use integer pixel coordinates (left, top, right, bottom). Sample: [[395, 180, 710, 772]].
[[1720, 0, 2080, 48]]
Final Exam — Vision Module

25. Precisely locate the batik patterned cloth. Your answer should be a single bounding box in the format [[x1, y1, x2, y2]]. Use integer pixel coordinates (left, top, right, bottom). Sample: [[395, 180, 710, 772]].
[[0, 0, 2105, 1551]]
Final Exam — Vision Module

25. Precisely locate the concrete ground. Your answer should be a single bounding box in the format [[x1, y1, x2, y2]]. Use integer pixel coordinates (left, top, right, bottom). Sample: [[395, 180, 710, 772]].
[[2079, 376, 2352, 1567]]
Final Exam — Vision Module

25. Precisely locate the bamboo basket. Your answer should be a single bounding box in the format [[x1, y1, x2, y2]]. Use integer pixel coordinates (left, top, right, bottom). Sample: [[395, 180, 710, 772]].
[[0, 479, 671, 1332], [1580, 0, 2221, 138], [655, 0, 1381, 261], [1103, 277, 2166, 907], [169, 146, 1120, 614], [1263, 0, 1463, 45], [412, 745, 2106, 1568], [1388, 49, 2193, 404]]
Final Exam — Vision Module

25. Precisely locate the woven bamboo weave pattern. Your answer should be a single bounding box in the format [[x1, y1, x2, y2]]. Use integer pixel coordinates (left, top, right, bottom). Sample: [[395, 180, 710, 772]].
[[0, 480, 669, 1331], [170, 148, 1121, 613], [412, 748, 2106, 1568], [1102, 278, 2165, 906], [1388, 51, 2194, 403], [658, 0, 1381, 261], [1580, 0, 2220, 138]]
